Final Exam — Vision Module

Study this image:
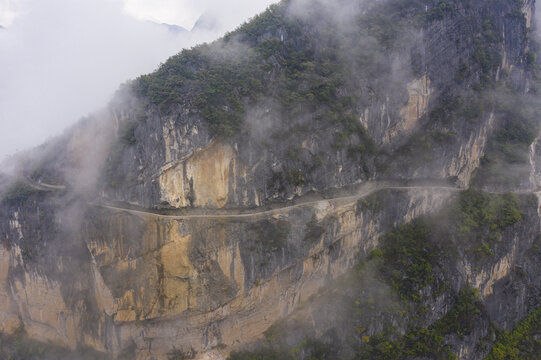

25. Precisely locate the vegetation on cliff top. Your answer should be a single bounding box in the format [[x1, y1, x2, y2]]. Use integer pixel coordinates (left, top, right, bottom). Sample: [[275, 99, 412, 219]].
[[132, 0, 435, 143], [2, 0, 537, 358]]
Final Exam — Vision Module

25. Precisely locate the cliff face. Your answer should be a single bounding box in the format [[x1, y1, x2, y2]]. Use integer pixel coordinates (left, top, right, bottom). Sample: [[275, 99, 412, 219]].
[[0, 184, 456, 358], [246, 190, 541, 360], [101, 0, 534, 210], [0, 0, 540, 359]]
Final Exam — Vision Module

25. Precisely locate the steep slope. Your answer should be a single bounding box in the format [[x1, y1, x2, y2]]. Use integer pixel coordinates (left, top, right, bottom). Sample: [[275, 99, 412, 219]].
[[0, 0, 540, 359]]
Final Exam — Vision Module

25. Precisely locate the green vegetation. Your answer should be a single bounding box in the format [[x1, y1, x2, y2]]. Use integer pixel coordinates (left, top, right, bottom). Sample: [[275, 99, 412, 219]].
[[228, 337, 334, 360], [286, 169, 304, 187], [231, 283, 483, 360], [425, 0, 454, 22], [230, 187, 527, 359], [166, 347, 197, 360], [249, 219, 291, 250], [473, 87, 541, 189], [448, 189, 523, 257], [473, 20, 502, 91], [131, 0, 431, 155], [430, 129, 457, 144], [104, 143, 128, 189], [406, 79, 540, 190], [0, 181, 40, 205], [356, 192, 387, 214], [362, 0, 439, 48], [396, 89, 488, 169], [374, 189, 523, 297], [0, 326, 109, 360], [436, 286, 483, 337], [353, 190, 525, 356], [485, 307, 541, 360], [379, 218, 446, 300], [303, 214, 325, 243], [428, 93, 464, 125], [525, 51, 537, 69], [357, 286, 481, 360], [230, 3, 287, 44], [398, 133, 434, 165], [228, 349, 292, 360], [120, 121, 137, 145], [133, 6, 271, 138], [357, 324, 454, 359], [136, 43, 263, 137], [427, 91, 490, 127]]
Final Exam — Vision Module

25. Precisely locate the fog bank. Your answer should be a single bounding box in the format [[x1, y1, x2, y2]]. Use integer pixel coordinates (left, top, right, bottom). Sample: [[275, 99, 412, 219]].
[[0, 0, 278, 161]]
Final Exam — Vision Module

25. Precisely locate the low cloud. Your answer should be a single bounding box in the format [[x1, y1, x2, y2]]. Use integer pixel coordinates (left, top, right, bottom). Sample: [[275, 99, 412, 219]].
[[0, 0, 278, 161], [0, 0, 18, 27]]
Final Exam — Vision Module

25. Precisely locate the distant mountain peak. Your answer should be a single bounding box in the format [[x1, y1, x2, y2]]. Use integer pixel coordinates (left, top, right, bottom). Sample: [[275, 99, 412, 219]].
[[191, 11, 221, 32], [161, 23, 188, 33], [145, 21, 188, 34]]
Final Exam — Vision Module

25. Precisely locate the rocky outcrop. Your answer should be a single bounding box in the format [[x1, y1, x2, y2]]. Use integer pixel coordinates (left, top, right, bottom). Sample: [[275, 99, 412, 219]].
[[159, 142, 235, 208], [0, 186, 455, 358], [0, 0, 538, 359], [101, 0, 531, 210]]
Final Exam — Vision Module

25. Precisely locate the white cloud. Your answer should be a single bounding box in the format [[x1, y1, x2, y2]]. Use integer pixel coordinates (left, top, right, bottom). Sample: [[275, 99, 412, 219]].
[[0, 0, 189, 159], [202, 0, 278, 31], [123, 0, 203, 29], [0, 0, 19, 27], [123, 0, 278, 30], [0, 0, 279, 160]]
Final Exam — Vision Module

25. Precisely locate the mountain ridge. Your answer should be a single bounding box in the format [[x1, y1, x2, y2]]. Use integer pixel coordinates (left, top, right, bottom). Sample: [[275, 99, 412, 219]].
[[0, 0, 540, 359]]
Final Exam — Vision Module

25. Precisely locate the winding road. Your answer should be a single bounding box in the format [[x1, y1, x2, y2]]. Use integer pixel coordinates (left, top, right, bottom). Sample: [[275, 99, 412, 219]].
[[20, 175, 537, 221], [23, 176, 67, 192], [97, 182, 461, 220]]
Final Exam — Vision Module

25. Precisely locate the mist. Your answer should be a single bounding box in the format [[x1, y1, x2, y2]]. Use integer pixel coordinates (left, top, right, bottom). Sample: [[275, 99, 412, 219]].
[[0, 0, 278, 161]]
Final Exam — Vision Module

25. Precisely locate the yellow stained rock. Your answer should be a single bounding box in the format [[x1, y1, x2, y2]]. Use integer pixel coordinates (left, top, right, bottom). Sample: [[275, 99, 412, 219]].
[[160, 141, 234, 208]]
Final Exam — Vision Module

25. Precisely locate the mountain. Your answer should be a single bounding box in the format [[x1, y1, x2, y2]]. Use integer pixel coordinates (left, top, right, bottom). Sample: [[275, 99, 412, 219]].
[[160, 22, 189, 34], [0, 0, 540, 359], [191, 11, 222, 32]]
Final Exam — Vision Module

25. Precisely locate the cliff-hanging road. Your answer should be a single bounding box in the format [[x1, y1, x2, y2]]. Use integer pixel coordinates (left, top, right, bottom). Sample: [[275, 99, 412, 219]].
[[20, 175, 537, 220], [96, 181, 461, 219], [22, 176, 67, 192]]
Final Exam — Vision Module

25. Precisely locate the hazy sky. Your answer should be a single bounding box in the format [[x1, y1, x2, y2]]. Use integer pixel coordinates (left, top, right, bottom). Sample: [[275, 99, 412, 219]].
[[0, 0, 277, 160]]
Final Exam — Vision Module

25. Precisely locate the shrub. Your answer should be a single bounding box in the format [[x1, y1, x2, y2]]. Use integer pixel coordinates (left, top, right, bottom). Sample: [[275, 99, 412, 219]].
[[485, 307, 541, 360], [249, 219, 291, 250], [286, 169, 305, 187], [1, 181, 40, 205], [304, 214, 325, 243], [227, 349, 293, 360], [120, 122, 137, 145], [380, 218, 441, 300]]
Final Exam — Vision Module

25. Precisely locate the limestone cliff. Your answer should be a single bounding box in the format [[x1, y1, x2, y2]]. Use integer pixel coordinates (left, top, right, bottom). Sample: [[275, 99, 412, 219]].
[[0, 0, 540, 359]]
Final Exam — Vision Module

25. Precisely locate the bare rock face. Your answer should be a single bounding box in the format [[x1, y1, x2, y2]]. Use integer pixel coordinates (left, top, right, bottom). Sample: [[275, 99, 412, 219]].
[[159, 142, 235, 208], [0, 0, 539, 359], [101, 0, 533, 210], [0, 186, 455, 358]]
